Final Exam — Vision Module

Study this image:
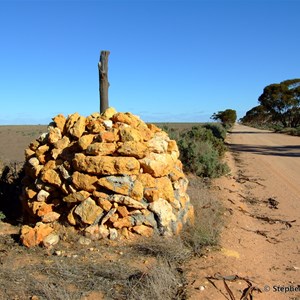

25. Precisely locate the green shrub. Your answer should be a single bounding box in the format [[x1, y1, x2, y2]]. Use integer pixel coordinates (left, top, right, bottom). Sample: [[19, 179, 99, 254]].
[[202, 123, 227, 140], [279, 127, 295, 134], [182, 126, 227, 157], [179, 126, 228, 177], [273, 124, 285, 132], [179, 138, 228, 178], [162, 126, 180, 141], [277, 127, 300, 136], [0, 211, 6, 221], [161, 125, 229, 178]]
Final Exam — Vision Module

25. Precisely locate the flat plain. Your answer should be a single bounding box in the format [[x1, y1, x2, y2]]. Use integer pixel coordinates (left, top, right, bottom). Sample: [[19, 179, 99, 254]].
[[0, 125, 47, 163]]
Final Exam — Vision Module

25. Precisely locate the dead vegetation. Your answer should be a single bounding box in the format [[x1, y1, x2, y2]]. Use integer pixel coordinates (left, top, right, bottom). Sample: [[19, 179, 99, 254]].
[[180, 181, 224, 256], [238, 207, 296, 229], [234, 170, 265, 187], [239, 194, 279, 209], [206, 273, 262, 300]]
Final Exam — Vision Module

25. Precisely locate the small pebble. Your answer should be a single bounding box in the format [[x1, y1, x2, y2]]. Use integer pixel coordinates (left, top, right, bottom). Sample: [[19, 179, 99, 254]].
[[78, 236, 91, 245], [55, 250, 62, 256]]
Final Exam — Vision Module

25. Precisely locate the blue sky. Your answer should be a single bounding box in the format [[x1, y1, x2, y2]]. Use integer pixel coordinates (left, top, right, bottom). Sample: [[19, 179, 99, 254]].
[[0, 0, 299, 124]]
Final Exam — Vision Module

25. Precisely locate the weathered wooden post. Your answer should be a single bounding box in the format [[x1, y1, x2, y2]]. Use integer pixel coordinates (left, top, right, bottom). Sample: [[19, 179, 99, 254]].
[[98, 50, 110, 113]]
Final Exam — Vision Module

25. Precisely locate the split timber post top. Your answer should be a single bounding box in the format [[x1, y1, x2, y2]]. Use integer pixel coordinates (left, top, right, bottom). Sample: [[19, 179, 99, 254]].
[[98, 50, 110, 113]]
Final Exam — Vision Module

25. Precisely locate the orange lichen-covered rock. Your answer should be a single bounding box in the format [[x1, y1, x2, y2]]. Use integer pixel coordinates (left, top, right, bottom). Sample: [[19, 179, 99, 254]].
[[111, 112, 140, 127], [73, 154, 140, 175], [52, 114, 66, 133], [21, 223, 54, 248], [139, 153, 175, 177], [72, 171, 98, 192], [117, 141, 148, 158], [86, 142, 116, 156], [41, 169, 62, 187], [119, 127, 142, 142], [69, 115, 86, 139]]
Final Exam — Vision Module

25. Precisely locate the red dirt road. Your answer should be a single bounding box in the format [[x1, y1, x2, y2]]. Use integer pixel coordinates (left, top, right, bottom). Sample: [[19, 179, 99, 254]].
[[187, 124, 300, 300]]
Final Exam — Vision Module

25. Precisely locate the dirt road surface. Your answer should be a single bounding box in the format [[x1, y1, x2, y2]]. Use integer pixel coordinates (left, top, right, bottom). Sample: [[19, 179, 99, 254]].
[[187, 124, 300, 300]]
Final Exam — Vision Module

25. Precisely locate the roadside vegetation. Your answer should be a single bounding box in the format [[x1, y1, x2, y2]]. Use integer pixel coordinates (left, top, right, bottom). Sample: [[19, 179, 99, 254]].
[[0, 120, 231, 299], [240, 78, 300, 136], [162, 123, 229, 178]]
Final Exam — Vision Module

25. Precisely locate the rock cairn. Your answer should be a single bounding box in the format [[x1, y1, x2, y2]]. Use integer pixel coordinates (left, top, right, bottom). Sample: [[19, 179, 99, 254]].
[[20, 108, 194, 247]]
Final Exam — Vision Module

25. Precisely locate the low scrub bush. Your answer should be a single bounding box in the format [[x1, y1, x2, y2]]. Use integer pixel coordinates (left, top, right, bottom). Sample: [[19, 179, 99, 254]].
[[279, 127, 296, 134], [293, 127, 300, 136], [245, 123, 300, 136], [179, 138, 228, 178], [180, 126, 227, 157], [272, 124, 285, 132], [277, 127, 300, 136], [170, 126, 229, 178], [0, 211, 5, 221], [202, 122, 227, 140]]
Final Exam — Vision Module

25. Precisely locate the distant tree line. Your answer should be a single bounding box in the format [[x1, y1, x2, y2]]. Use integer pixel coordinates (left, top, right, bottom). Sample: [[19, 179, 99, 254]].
[[241, 79, 300, 128]]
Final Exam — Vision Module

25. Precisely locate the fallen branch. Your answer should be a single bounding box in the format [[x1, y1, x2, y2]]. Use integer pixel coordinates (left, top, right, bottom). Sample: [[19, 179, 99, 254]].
[[239, 208, 296, 228], [206, 273, 262, 300], [240, 227, 282, 244]]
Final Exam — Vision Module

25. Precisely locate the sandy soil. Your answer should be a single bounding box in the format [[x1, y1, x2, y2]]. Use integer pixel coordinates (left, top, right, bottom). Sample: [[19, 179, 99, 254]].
[[186, 124, 300, 299]]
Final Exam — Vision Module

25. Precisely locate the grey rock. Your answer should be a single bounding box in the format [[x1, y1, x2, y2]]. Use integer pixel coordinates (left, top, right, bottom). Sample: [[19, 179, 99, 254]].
[[149, 198, 176, 234]]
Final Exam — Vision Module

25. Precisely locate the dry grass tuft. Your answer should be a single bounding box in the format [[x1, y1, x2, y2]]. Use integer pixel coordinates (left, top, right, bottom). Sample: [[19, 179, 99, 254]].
[[181, 175, 225, 256], [126, 258, 185, 300], [132, 235, 191, 264]]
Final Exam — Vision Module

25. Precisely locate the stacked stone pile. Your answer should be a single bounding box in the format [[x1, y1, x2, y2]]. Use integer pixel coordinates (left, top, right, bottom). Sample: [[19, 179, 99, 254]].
[[20, 108, 194, 247]]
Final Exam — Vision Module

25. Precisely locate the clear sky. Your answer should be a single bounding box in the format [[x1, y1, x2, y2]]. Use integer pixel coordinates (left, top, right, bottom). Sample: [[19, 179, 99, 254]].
[[0, 0, 299, 125]]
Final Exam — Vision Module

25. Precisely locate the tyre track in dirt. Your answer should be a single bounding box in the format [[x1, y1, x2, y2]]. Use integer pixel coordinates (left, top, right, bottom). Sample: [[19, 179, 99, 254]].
[[186, 124, 300, 300]]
